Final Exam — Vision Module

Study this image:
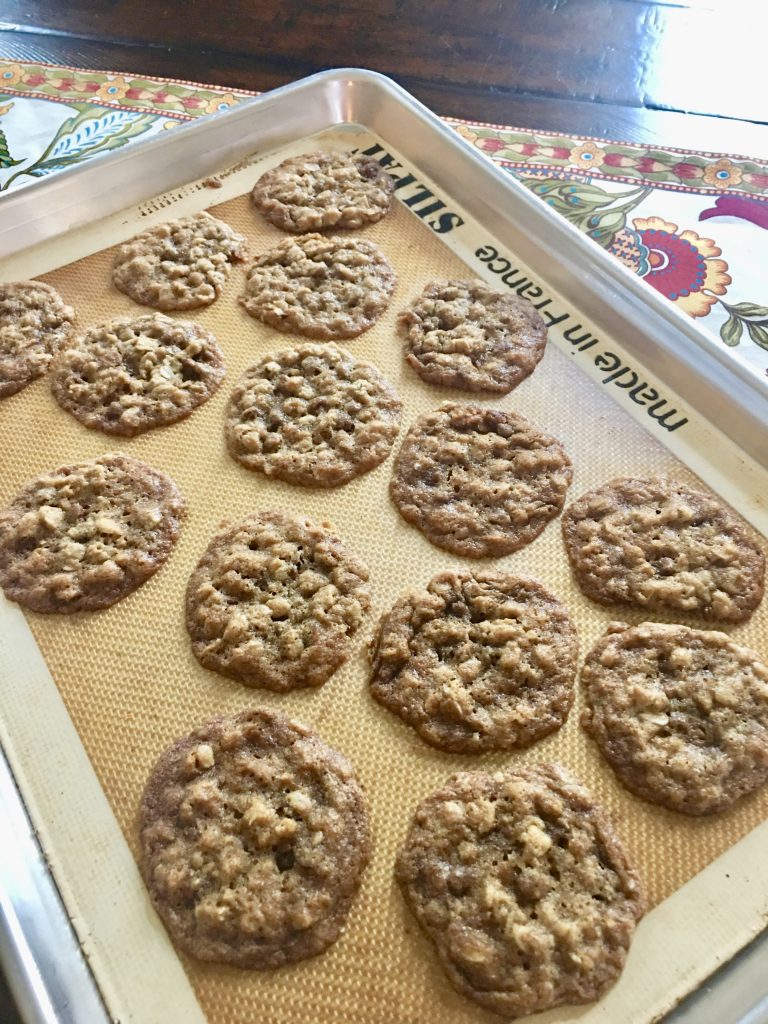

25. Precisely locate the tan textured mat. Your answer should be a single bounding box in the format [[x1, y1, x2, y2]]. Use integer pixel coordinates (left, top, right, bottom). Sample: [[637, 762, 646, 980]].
[[1, 181, 767, 1024]]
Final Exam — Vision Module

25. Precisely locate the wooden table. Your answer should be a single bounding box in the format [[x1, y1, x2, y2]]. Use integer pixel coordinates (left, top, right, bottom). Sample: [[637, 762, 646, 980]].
[[1, 0, 766, 154], [0, 2, 766, 1022]]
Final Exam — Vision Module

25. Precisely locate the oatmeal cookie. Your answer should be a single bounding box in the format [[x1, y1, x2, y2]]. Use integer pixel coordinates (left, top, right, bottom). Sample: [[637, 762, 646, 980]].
[[562, 477, 765, 622], [395, 764, 644, 1016], [239, 234, 395, 340], [51, 313, 225, 436], [0, 281, 74, 398], [390, 403, 572, 558], [186, 510, 371, 690], [112, 211, 247, 310], [251, 151, 394, 232], [399, 280, 547, 394], [369, 571, 577, 752], [225, 343, 402, 487], [0, 453, 185, 613], [139, 707, 371, 968], [582, 622, 768, 815]]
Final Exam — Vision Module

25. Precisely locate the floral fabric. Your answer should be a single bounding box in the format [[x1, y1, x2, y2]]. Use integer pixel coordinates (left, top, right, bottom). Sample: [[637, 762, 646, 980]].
[[1, 60, 766, 384]]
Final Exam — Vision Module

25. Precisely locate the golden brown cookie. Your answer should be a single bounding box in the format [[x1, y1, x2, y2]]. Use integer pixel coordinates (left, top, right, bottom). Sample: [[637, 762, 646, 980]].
[[139, 708, 371, 968], [390, 403, 572, 558], [399, 279, 547, 394], [251, 151, 394, 232], [581, 622, 768, 814], [51, 313, 225, 436], [562, 477, 765, 622], [239, 234, 395, 340], [395, 764, 644, 1016], [186, 510, 371, 690], [369, 571, 577, 752], [0, 281, 74, 398], [0, 453, 185, 613], [225, 343, 402, 487], [112, 211, 247, 310]]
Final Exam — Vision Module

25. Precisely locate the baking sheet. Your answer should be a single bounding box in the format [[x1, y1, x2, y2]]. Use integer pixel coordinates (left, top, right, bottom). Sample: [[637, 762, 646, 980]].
[[1, 129, 767, 1024]]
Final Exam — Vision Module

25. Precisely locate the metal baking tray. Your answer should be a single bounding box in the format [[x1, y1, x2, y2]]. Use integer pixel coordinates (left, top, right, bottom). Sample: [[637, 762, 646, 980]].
[[1, 68, 767, 1024]]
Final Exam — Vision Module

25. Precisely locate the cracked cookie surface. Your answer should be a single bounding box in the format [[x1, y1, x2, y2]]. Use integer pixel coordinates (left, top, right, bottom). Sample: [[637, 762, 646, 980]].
[[139, 707, 371, 968], [251, 151, 394, 232], [390, 403, 572, 558], [395, 764, 644, 1017], [239, 234, 395, 340], [562, 477, 765, 622], [51, 313, 225, 436], [399, 280, 547, 394], [186, 510, 371, 690], [225, 343, 402, 487], [0, 280, 74, 398], [581, 622, 768, 814], [369, 571, 577, 752], [0, 453, 185, 613], [112, 212, 247, 310]]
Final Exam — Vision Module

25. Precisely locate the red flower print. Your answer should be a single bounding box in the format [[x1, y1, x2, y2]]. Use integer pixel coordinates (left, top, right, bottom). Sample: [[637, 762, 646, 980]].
[[672, 162, 702, 180], [636, 157, 665, 173], [22, 73, 46, 87], [603, 153, 634, 168], [480, 137, 504, 153], [633, 216, 730, 317]]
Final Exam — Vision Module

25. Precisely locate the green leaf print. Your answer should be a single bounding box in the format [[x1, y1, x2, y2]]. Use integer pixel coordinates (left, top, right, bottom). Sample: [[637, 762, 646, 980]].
[[0, 104, 157, 191], [719, 316, 743, 347]]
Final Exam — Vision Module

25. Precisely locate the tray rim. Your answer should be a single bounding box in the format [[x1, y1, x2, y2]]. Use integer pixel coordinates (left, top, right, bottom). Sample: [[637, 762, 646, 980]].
[[0, 67, 767, 1024]]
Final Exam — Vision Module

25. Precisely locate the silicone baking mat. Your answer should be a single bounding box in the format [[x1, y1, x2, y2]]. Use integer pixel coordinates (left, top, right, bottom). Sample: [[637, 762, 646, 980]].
[[1, 152, 767, 1023]]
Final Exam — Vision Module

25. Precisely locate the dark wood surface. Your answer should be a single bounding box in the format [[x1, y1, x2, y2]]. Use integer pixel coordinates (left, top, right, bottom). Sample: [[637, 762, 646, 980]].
[[1, 0, 767, 153], [1, 2, 766, 1023]]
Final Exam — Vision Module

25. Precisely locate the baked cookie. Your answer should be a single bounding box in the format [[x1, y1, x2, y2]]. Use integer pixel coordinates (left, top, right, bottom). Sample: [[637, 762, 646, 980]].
[[0, 281, 74, 398], [562, 477, 765, 622], [399, 280, 547, 394], [225, 343, 402, 487], [251, 151, 394, 232], [0, 453, 185, 613], [581, 622, 768, 815], [139, 707, 371, 968], [239, 234, 395, 340], [390, 403, 572, 558], [186, 510, 371, 690], [112, 211, 247, 310], [51, 313, 226, 436], [369, 571, 577, 752], [396, 764, 644, 1017]]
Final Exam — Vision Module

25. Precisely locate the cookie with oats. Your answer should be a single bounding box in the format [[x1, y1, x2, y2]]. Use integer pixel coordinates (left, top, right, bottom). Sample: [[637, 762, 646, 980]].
[[251, 151, 395, 232], [139, 707, 371, 969], [51, 313, 226, 436], [399, 280, 547, 394], [581, 622, 768, 815], [225, 343, 402, 487], [186, 510, 371, 691], [395, 764, 644, 1017], [562, 477, 765, 622], [239, 234, 395, 340], [390, 403, 573, 558], [369, 571, 577, 752], [0, 281, 74, 399], [112, 211, 247, 310], [0, 453, 185, 613]]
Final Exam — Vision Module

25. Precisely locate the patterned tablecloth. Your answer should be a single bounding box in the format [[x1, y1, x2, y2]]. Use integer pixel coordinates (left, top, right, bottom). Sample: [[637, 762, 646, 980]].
[[1, 60, 767, 388]]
